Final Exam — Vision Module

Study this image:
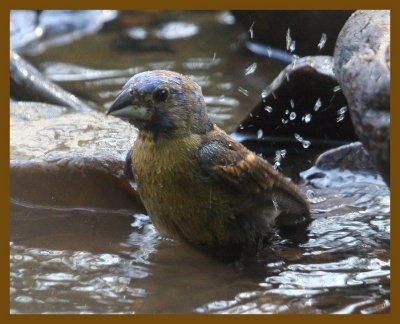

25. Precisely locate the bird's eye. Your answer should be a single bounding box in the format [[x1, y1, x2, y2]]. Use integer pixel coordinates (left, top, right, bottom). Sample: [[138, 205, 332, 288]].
[[153, 88, 169, 102]]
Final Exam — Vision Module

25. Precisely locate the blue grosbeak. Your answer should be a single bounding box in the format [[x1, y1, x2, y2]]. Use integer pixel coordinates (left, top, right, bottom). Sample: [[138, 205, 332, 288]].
[[107, 70, 310, 251]]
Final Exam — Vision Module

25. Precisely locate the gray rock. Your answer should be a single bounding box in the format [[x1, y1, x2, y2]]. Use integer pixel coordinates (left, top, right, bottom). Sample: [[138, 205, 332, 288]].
[[10, 101, 142, 211], [334, 10, 390, 185]]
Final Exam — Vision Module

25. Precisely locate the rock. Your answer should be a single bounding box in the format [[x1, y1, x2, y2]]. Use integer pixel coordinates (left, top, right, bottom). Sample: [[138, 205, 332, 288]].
[[10, 101, 142, 211], [334, 10, 390, 185], [314, 142, 376, 172], [10, 51, 93, 112], [301, 142, 385, 189], [232, 11, 354, 56], [236, 56, 356, 142]]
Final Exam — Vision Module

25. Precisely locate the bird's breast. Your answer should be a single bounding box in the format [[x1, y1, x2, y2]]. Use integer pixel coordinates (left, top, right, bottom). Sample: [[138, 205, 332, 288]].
[[131, 136, 224, 243]]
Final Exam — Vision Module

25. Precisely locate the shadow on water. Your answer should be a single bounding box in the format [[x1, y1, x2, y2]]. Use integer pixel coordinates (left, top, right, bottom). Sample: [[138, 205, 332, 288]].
[[10, 11, 390, 314]]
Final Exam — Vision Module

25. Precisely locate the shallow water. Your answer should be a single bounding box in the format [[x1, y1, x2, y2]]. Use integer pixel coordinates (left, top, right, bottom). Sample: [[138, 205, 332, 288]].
[[10, 174, 390, 314], [10, 11, 390, 314]]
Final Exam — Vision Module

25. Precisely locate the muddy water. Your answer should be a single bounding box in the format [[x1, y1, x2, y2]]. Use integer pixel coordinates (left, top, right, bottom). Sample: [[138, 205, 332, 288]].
[[10, 11, 390, 313]]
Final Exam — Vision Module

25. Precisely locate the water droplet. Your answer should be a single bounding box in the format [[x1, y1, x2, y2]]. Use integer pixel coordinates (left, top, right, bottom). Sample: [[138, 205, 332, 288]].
[[272, 199, 279, 209], [285, 109, 289, 115], [286, 28, 296, 52], [274, 151, 281, 162], [294, 133, 311, 148], [303, 113, 312, 123], [289, 112, 296, 120], [294, 133, 303, 141], [286, 28, 292, 51], [289, 41, 296, 53], [244, 62, 257, 75], [302, 140, 311, 148], [239, 124, 244, 130], [336, 115, 345, 123], [261, 89, 268, 99], [248, 21, 255, 39], [281, 118, 288, 124], [238, 86, 249, 96], [264, 105, 273, 113], [333, 85, 341, 92], [290, 99, 295, 108], [314, 98, 322, 111], [274, 149, 287, 164], [338, 106, 348, 115], [317, 33, 327, 50], [257, 129, 263, 139], [273, 161, 281, 169]]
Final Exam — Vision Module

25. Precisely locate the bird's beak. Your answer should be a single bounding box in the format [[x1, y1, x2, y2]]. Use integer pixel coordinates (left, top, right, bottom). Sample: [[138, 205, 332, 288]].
[[106, 88, 149, 120]]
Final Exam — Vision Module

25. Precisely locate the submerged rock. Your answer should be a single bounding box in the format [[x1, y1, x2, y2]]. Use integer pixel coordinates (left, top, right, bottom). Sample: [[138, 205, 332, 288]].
[[334, 10, 390, 186], [10, 101, 142, 211], [236, 56, 356, 142], [10, 51, 93, 112]]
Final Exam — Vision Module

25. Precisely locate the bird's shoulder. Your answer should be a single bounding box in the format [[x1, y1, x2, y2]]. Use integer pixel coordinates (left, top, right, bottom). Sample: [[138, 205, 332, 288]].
[[197, 127, 278, 193]]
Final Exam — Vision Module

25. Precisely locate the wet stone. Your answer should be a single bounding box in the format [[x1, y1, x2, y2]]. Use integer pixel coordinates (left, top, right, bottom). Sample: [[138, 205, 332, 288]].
[[10, 101, 141, 210], [334, 10, 390, 186], [314, 142, 376, 172], [236, 56, 356, 142], [10, 101, 68, 121]]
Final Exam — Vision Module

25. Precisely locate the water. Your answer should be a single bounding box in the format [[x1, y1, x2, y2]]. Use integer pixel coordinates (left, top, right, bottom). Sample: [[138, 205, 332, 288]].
[[10, 11, 390, 314], [10, 173, 390, 313]]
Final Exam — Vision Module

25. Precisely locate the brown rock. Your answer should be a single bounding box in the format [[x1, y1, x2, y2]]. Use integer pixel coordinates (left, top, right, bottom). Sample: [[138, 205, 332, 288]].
[[10, 101, 142, 211]]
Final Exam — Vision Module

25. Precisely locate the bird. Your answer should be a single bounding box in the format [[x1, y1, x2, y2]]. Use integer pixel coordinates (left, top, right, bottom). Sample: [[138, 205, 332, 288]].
[[106, 70, 310, 253]]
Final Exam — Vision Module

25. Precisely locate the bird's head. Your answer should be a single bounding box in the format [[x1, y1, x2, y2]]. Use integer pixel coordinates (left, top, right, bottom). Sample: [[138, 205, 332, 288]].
[[106, 70, 214, 139]]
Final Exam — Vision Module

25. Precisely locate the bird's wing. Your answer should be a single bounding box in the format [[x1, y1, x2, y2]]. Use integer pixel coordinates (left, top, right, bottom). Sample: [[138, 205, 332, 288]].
[[197, 136, 280, 193], [124, 148, 135, 182], [197, 134, 310, 221]]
